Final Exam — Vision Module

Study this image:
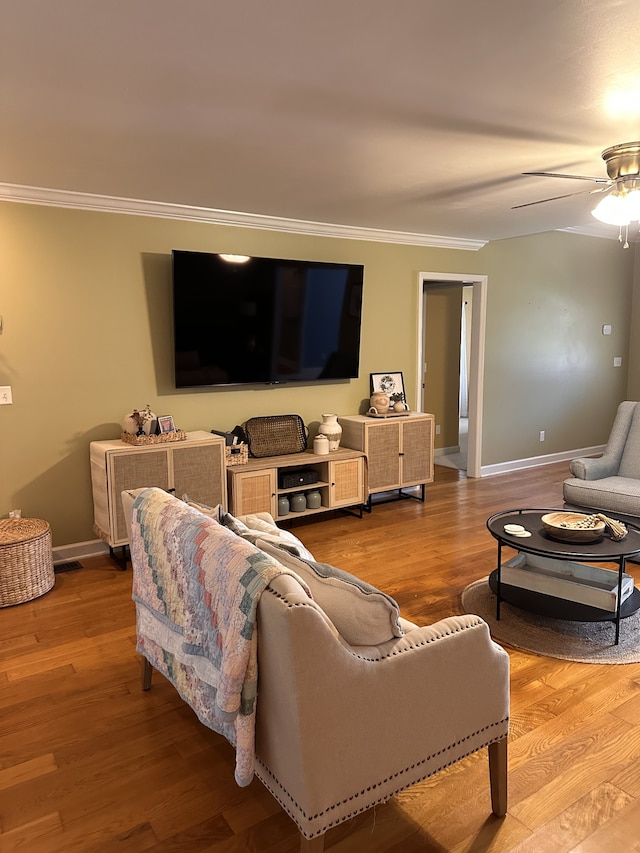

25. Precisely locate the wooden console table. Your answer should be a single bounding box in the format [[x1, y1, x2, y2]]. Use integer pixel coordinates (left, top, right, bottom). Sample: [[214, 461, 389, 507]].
[[90, 431, 227, 557], [338, 412, 435, 507], [227, 447, 365, 519]]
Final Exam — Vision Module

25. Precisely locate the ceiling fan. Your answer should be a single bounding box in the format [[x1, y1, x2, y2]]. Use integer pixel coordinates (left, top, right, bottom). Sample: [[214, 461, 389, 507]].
[[513, 141, 640, 246]]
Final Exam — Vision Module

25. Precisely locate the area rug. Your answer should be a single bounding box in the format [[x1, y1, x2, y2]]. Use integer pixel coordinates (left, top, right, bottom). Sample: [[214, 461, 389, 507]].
[[461, 577, 640, 664]]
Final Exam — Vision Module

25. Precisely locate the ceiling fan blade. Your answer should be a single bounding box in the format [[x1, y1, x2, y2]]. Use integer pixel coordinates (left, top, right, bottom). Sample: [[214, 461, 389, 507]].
[[522, 171, 610, 183], [512, 186, 610, 210]]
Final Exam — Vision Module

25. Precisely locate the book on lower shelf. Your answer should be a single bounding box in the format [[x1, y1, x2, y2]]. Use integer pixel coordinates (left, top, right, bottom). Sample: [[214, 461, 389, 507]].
[[501, 552, 634, 612]]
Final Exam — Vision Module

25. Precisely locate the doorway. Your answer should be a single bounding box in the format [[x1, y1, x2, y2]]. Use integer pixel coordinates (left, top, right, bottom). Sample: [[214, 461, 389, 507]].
[[416, 272, 487, 478]]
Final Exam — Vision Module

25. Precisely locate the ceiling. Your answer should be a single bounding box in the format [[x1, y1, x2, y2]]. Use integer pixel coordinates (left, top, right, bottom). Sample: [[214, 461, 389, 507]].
[[4, 0, 640, 246]]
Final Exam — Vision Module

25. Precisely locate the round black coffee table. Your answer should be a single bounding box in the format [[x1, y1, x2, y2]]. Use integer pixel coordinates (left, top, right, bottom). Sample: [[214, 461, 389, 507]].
[[486, 508, 640, 645]]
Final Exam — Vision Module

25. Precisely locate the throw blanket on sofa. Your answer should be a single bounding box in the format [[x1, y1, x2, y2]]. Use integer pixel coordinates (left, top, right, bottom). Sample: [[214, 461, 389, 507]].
[[130, 487, 310, 786]]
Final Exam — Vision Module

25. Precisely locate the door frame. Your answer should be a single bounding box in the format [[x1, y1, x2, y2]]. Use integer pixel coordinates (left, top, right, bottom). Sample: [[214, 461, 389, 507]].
[[416, 272, 487, 478]]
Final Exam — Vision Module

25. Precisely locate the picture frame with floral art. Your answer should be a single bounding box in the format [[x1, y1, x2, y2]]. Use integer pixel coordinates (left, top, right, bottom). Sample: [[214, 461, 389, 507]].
[[370, 372, 407, 409]]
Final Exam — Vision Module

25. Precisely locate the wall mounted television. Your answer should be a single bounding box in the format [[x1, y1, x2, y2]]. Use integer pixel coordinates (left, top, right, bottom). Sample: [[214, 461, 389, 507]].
[[172, 250, 364, 388]]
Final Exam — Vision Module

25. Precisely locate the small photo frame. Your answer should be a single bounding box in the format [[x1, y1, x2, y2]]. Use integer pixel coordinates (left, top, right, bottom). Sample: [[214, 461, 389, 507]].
[[370, 372, 407, 408], [158, 415, 176, 434]]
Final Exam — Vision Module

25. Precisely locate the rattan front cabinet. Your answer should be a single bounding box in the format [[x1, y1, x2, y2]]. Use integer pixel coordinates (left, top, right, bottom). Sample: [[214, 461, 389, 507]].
[[227, 448, 365, 518], [90, 431, 227, 547], [338, 413, 435, 501]]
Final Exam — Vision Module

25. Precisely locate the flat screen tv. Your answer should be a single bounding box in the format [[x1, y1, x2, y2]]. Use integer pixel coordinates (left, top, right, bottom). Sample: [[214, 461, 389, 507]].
[[172, 250, 364, 388]]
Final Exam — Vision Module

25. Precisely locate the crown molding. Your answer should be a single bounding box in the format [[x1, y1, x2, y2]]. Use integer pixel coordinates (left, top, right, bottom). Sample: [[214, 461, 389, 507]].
[[559, 224, 634, 242], [0, 182, 487, 251]]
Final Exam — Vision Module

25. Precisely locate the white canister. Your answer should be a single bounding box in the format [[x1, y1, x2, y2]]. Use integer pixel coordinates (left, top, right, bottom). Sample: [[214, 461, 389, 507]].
[[313, 433, 330, 455]]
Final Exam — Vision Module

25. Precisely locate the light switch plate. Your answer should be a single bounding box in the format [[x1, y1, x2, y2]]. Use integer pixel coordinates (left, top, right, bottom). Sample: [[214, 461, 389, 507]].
[[0, 386, 12, 404]]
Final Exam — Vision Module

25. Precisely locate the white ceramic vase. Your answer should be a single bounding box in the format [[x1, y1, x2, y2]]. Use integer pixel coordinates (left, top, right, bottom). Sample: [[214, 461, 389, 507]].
[[318, 413, 342, 451]]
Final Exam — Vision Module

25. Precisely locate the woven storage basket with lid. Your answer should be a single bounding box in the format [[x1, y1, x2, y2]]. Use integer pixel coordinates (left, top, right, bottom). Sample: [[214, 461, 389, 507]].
[[0, 518, 55, 606]]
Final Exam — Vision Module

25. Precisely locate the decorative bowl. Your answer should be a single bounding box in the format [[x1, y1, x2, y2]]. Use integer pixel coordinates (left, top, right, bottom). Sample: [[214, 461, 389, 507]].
[[541, 511, 606, 544]]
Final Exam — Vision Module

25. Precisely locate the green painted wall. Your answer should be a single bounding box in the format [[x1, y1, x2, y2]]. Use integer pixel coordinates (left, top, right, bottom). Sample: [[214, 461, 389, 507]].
[[0, 201, 636, 545], [478, 232, 634, 464], [627, 249, 640, 399]]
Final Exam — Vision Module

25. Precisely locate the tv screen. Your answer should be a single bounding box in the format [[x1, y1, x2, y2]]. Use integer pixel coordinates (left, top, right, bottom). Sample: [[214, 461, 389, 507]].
[[172, 250, 364, 388]]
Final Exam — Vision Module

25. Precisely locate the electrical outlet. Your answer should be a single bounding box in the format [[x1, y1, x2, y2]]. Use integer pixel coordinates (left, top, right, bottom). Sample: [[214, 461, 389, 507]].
[[539, 430, 545, 441], [0, 386, 12, 405], [435, 424, 441, 435]]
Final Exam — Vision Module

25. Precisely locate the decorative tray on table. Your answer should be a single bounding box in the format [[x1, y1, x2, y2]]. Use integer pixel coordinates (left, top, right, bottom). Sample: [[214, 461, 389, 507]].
[[121, 430, 187, 446]]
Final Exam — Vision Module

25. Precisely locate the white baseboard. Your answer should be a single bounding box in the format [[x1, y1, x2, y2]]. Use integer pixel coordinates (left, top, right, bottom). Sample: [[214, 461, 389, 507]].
[[434, 445, 461, 457], [480, 445, 605, 478], [52, 538, 109, 565]]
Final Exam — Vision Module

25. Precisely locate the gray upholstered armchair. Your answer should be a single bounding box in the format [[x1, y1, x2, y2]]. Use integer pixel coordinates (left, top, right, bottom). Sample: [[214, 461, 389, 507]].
[[124, 488, 510, 852], [563, 401, 640, 518]]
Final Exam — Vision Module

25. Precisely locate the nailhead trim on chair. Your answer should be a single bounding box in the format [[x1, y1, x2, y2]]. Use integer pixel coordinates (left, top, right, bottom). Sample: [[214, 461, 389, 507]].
[[350, 617, 486, 661], [255, 717, 509, 840], [263, 587, 487, 661]]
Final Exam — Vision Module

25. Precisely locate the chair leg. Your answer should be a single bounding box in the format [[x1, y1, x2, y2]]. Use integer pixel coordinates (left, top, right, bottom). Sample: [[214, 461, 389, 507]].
[[142, 657, 153, 691], [488, 736, 508, 817], [300, 832, 324, 852]]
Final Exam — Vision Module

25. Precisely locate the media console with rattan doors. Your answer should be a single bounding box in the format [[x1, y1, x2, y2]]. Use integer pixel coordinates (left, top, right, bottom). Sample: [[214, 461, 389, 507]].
[[90, 430, 227, 567], [226, 447, 365, 520], [338, 412, 435, 508], [486, 507, 640, 645]]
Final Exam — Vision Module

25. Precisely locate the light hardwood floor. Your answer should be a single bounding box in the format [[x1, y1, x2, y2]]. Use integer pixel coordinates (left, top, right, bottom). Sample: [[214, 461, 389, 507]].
[[2, 461, 640, 852]]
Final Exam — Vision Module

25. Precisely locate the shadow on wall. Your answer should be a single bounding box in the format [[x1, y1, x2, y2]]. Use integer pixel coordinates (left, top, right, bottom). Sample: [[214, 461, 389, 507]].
[[142, 252, 174, 398], [13, 423, 121, 547]]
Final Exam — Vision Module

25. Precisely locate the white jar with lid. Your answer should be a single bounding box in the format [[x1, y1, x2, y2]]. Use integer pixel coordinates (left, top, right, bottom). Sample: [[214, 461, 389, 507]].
[[313, 433, 330, 455]]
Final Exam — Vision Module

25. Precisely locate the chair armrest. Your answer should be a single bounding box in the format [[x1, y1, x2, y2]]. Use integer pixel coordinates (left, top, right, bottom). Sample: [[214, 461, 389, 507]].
[[348, 612, 491, 658], [569, 455, 618, 480]]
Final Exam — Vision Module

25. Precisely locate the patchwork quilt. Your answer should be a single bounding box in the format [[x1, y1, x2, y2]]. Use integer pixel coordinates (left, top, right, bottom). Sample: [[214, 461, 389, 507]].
[[130, 487, 310, 786]]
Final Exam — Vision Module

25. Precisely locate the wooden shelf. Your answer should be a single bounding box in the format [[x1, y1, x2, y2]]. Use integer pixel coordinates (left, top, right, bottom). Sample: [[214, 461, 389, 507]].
[[227, 447, 365, 519]]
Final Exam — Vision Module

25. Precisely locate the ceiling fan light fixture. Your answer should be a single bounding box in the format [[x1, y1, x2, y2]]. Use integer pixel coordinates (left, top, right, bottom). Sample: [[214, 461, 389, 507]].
[[625, 188, 640, 220], [591, 192, 633, 226], [519, 140, 640, 244]]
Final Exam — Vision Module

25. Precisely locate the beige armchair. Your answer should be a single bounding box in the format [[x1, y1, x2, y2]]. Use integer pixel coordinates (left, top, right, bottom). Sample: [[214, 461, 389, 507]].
[[124, 488, 510, 851], [255, 577, 509, 850], [563, 400, 640, 518]]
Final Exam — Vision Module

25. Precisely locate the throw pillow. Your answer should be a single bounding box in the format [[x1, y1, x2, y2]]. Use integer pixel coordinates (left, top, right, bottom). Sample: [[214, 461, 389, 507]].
[[183, 497, 314, 561], [255, 539, 404, 646]]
